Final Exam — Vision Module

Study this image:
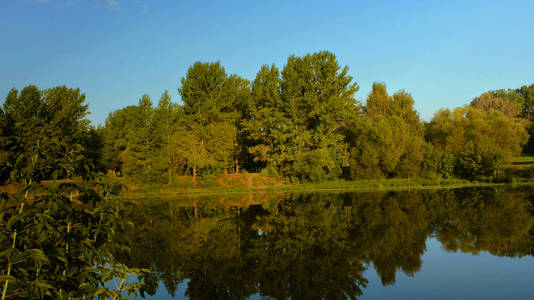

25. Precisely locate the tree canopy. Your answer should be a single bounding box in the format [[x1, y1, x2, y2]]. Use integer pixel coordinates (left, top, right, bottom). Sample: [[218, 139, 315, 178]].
[[1, 52, 532, 184]]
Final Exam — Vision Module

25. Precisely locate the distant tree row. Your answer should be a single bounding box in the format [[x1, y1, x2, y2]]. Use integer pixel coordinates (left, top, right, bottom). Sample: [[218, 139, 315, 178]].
[[1, 51, 533, 184]]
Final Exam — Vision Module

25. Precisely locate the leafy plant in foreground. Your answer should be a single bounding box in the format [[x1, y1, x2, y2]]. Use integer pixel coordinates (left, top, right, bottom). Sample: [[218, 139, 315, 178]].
[[0, 179, 146, 299]]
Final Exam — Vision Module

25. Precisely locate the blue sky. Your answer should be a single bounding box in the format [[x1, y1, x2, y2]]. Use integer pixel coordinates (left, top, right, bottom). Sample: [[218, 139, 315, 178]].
[[1, 0, 533, 125]]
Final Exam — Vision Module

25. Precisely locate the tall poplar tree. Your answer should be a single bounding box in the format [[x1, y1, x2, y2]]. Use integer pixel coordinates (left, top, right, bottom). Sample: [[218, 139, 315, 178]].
[[220, 74, 253, 174], [101, 105, 139, 175], [247, 64, 284, 172], [122, 95, 155, 182], [273, 51, 360, 181], [178, 61, 235, 180], [151, 91, 182, 183]]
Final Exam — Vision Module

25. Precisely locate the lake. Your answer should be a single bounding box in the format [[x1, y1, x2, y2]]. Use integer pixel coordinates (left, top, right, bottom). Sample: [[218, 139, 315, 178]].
[[115, 186, 534, 299]]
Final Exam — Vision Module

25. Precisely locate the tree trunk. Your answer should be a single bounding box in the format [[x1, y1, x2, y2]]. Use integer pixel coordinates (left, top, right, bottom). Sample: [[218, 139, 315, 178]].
[[168, 158, 172, 184]]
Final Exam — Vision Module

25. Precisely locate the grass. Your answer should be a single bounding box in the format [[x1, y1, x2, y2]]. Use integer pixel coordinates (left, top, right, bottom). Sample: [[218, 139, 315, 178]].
[[4, 158, 534, 200], [508, 156, 534, 167], [510, 156, 534, 162], [119, 177, 519, 199]]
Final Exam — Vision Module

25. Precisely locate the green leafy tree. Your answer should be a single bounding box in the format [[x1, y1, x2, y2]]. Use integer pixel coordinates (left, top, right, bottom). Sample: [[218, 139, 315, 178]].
[[426, 106, 528, 178], [470, 92, 522, 118], [100, 105, 139, 175], [471, 84, 534, 154], [517, 83, 534, 118], [121, 95, 156, 183], [348, 83, 425, 179], [2, 85, 92, 183], [0, 108, 10, 183], [246, 64, 284, 172], [150, 91, 182, 183], [221, 75, 253, 174], [178, 61, 237, 179], [250, 51, 360, 180]]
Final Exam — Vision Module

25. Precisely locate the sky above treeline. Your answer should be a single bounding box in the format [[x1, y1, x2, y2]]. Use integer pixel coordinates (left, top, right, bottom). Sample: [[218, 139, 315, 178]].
[[1, 0, 533, 125]]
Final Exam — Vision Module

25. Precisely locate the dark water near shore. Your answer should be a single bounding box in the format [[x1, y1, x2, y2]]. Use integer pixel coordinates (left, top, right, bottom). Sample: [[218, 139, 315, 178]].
[[116, 187, 534, 299]]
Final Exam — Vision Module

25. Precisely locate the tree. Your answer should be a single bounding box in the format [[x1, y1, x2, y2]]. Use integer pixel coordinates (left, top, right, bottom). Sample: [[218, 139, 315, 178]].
[[151, 91, 182, 183], [470, 83, 534, 154], [2, 85, 91, 182], [366, 82, 423, 134], [179, 61, 228, 126], [43, 86, 92, 178], [249, 51, 360, 180], [470, 92, 522, 118], [101, 105, 140, 175], [0, 108, 10, 183], [220, 74, 253, 174], [178, 61, 236, 179], [0, 179, 145, 298], [348, 83, 425, 179], [517, 84, 534, 118], [426, 106, 528, 178], [347, 115, 425, 179], [247, 64, 283, 171], [121, 95, 157, 183]]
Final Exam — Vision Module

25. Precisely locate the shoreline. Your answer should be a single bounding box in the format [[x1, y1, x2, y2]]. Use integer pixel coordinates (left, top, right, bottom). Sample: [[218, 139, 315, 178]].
[[118, 178, 534, 199]]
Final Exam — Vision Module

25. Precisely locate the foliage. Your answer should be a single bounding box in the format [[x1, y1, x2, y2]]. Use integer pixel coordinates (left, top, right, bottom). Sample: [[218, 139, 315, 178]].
[[0, 181, 146, 299], [259, 164, 279, 178], [1, 55, 533, 186], [348, 83, 425, 179], [1, 86, 93, 182], [246, 51, 360, 180], [293, 148, 343, 182], [471, 92, 523, 118], [426, 106, 528, 178], [5, 57, 533, 299], [247, 64, 283, 170], [178, 61, 250, 179], [517, 84, 534, 119], [421, 144, 455, 178]]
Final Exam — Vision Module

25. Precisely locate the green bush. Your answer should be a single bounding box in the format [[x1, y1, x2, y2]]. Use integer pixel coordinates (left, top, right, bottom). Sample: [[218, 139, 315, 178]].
[[293, 149, 342, 182], [260, 164, 279, 178], [455, 142, 504, 179], [422, 145, 455, 178]]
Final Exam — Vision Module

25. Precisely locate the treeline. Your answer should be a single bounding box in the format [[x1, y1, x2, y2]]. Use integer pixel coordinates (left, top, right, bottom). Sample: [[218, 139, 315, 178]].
[[1, 51, 533, 184]]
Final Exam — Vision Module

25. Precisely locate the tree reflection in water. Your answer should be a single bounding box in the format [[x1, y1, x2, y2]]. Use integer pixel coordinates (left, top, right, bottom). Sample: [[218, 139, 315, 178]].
[[116, 187, 534, 299]]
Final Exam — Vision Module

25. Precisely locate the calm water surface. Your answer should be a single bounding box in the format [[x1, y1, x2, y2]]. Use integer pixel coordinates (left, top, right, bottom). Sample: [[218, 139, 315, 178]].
[[117, 187, 534, 299]]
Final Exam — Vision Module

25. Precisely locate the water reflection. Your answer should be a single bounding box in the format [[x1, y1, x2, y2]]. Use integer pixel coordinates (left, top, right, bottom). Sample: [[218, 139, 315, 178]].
[[116, 187, 534, 299]]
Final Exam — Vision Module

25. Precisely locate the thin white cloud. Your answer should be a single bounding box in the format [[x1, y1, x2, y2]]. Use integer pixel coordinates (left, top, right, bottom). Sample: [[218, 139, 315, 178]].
[[106, 0, 119, 9], [27, 0, 146, 13], [136, 0, 149, 14]]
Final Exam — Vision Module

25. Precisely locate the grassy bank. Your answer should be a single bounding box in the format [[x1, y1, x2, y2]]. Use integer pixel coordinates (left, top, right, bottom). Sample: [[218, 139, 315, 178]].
[[3, 164, 533, 200], [119, 176, 533, 199]]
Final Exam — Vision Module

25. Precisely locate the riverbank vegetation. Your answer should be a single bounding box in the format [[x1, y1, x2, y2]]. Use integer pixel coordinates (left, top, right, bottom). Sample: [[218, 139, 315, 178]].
[[1, 51, 533, 189]]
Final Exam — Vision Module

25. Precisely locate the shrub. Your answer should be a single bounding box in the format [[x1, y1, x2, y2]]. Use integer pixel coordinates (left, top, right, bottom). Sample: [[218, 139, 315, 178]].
[[293, 149, 342, 182], [260, 164, 279, 178]]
